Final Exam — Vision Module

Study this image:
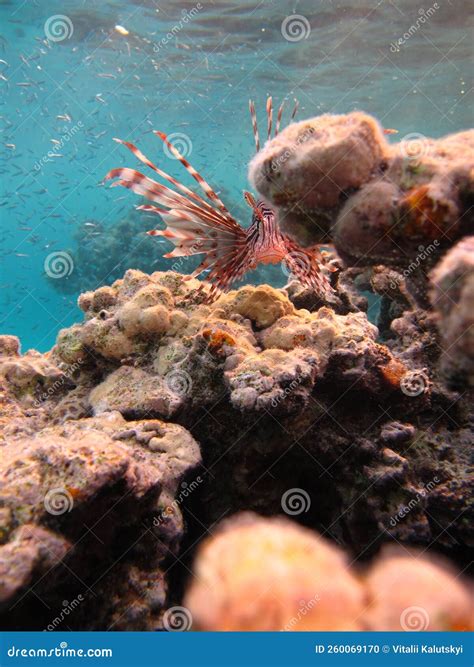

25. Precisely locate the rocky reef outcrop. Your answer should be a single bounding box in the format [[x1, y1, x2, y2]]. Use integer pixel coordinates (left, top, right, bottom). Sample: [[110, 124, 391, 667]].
[[1, 249, 472, 629], [0, 329, 201, 629], [249, 112, 473, 273], [1, 110, 473, 632]]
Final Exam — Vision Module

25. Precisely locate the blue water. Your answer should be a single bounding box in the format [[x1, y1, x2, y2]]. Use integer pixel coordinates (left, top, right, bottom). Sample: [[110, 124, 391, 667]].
[[1, 0, 472, 352]]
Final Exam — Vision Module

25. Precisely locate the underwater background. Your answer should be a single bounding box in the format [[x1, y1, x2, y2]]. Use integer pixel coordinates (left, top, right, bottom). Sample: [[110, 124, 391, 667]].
[[1, 0, 472, 352]]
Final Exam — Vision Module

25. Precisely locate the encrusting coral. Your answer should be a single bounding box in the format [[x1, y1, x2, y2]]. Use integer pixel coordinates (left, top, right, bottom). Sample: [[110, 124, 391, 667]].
[[0, 410, 201, 630], [248, 111, 390, 246], [363, 550, 473, 631], [184, 513, 473, 632], [430, 236, 474, 387], [1, 112, 472, 632], [53, 269, 411, 419], [0, 253, 472, 629], [249, 112, 473, 273]]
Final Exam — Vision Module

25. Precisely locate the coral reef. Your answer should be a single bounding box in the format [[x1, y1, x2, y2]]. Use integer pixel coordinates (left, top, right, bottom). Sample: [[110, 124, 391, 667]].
[[249, 113, 473, 274], [0, 251, 472, 629], [185, 513, 365, 631], [248, 112, 389, 246], [184, 513, 472, 632], [2, 114, 473, 629], [430, 236, 474, 387], [363, 550, 473, 631], [0, 387, 201, 629], [46, 213, 168, 295]]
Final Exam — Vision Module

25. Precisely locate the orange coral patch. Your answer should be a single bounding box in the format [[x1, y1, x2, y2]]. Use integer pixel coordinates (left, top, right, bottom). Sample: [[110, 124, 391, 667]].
[[400, 185, 452, 240], [202, 328, 236, 357], [378, 357, 408, 390], [292, 333, 308, 346]]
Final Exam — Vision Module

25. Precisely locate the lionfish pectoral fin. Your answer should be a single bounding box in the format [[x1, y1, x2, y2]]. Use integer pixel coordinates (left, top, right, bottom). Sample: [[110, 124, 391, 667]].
[[105, 131, 251, 299], [284, 242, 336, 297]]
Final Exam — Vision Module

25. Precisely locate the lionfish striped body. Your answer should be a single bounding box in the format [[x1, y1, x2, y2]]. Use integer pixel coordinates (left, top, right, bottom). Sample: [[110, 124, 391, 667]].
[[104, 97, 334, 302]]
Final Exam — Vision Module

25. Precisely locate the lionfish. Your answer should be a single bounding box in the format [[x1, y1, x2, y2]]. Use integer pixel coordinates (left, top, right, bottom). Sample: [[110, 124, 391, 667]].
[[104, 97, 335, 302]]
